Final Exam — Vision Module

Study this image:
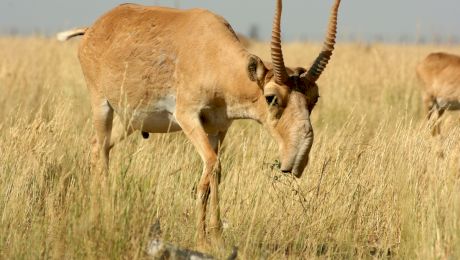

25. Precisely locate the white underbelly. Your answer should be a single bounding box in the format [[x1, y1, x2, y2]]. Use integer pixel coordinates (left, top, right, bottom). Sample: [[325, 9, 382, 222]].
[[112, 94, 182, 133], [132, 110, 181, 133], [436, 98, 460, 110]]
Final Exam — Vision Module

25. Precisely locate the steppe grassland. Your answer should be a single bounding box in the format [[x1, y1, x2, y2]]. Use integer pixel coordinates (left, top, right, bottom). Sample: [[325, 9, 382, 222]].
[[1, 37, 460, 259]]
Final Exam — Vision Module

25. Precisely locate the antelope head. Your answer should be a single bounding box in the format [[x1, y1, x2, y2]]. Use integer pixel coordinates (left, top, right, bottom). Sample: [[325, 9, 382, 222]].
[[248, 0, 340, 177]]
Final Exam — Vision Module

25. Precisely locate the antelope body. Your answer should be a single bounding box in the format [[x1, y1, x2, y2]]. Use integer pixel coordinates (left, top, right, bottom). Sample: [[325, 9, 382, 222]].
[[417, 52, 460, 135], [60, 1, 341, 246]]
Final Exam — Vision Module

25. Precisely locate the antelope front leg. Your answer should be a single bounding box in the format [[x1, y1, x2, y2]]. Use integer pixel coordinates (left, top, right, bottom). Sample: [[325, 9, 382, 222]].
[[207, 132, 227, 242], [208, 162, 223, 242], [175, 112, 223, 247], [196, 170, 211, 244]]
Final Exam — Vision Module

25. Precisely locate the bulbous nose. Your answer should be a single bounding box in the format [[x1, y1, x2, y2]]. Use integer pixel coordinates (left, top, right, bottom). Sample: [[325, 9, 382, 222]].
[[281, 164, 303, 178], [281, 169, 292, 174]]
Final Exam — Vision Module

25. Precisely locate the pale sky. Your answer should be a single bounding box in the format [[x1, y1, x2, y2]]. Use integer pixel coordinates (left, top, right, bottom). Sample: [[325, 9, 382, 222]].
[[1, 0, 460, 42]]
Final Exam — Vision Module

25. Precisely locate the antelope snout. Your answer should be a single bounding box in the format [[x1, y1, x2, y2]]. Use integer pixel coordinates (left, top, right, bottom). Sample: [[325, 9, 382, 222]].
[[280, 165, 303, 178], [281, 168, 292, 174]]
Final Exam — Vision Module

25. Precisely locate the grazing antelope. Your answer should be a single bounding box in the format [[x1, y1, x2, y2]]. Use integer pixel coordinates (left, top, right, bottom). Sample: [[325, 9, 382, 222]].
[[417, 52, 460, 135], [58, 0, 341, 246]]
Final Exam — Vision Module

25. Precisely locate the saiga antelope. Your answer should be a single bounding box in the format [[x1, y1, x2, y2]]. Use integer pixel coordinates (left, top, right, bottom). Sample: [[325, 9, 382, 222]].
[[417, 52, 460, 135], [58, 0, 341, 246]]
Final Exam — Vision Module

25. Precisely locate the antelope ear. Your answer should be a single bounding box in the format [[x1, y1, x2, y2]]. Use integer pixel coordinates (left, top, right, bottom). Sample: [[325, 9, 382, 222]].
[[293, 67, 307, 77], [247, 55, 267, 87]]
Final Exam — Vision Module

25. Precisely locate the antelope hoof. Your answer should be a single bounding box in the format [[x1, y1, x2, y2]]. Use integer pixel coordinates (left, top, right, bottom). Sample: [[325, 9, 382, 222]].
[[211, 235, 224, 248], [196, 238, 211, 252]]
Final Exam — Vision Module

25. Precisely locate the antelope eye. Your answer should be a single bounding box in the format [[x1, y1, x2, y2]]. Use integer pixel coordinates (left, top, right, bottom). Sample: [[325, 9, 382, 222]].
[[314, 96, 320, 104], [308, 96, 320, 112], [265, 95, 278, 106]]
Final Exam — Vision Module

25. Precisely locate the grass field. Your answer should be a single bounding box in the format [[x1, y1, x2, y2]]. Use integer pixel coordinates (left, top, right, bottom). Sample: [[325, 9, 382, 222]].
[[1, 37, 460, 259]]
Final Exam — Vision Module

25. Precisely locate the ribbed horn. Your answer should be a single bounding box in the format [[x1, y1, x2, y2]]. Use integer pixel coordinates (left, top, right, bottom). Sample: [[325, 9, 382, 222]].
[[271, 0, 289, 85], [304, 0, 341, 83]]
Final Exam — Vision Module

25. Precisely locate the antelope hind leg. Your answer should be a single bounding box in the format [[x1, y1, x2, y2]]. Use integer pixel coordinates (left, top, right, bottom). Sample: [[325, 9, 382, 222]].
[[90, 98, 114, 174]]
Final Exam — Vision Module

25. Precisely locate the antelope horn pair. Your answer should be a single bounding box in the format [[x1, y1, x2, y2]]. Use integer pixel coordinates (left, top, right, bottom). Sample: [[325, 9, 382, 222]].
[[271, 0, 341, 85]]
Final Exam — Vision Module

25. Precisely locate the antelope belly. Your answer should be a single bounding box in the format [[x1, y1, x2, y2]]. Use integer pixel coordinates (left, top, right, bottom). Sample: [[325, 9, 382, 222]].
[[133, 111, 182, 133], [437, 98, 460, 110], [114, 95, 182, 133]]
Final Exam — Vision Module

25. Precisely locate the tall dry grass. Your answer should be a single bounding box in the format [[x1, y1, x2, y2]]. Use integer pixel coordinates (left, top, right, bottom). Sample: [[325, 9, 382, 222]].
[[1, 37, 460, 259]]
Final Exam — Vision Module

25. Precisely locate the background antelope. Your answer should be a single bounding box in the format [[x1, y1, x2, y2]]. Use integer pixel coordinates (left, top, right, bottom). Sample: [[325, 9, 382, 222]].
[[58, 0, 341, 247], [417, 52, 460, 135]]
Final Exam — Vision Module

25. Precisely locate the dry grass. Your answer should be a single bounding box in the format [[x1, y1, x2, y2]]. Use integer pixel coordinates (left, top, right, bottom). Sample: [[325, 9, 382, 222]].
[[1, 36, 460, 259]]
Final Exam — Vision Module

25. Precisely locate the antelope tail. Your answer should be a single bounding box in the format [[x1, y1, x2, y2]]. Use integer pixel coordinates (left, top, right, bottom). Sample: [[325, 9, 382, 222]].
[[56, 27, 88, 42]]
